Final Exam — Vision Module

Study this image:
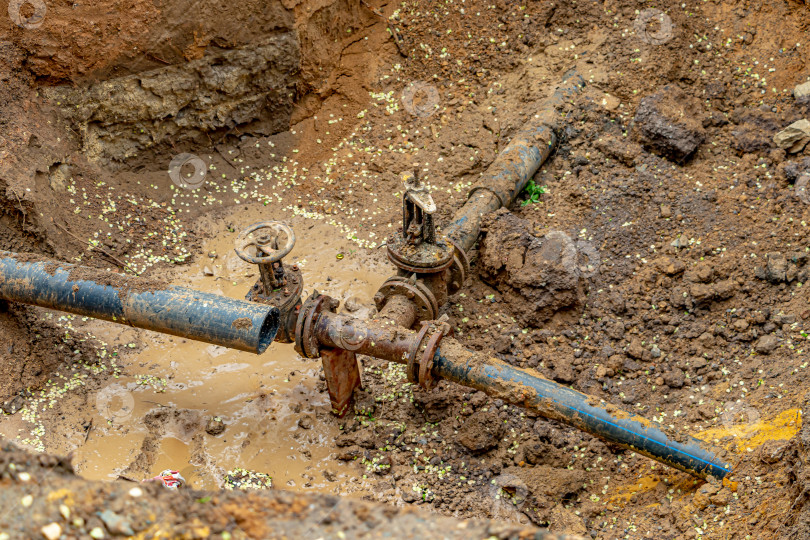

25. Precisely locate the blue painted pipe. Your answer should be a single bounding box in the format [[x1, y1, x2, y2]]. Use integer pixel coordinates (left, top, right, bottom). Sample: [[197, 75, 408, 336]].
[[0, 252, 279, 353], [433, 344, 731, 479]]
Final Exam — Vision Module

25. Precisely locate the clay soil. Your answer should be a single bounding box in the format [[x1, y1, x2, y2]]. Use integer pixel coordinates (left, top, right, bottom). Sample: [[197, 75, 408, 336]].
[[2, 0, 810, 539]]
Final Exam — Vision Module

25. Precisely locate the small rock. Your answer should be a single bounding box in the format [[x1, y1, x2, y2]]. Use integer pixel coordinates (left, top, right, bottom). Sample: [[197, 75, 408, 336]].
[[692, 357, 708, 371], [795, 81, 810, 102], [660, 204, 672, 218], [623, 358, 642, 372], [657, 257, 685, 275], [663, 370, 685, 388], [48, 163, 71, 193], [756, 252, 789, 283], [634, 86, 705, 162], [552, 361, 575, 383], [733, 319, 750, 332], [760, 440, 788, 463], [773, 311, 797, 326], [601, 94, 620, 111], [297, 416, 313, 430], [784, 158, 810, 183], [755, 334, 779, 355], [202, 266, 214, 276], [344, 297, 363, 313], [1, 395, 24, 414], [606, 321, 625, 340], [98, 510, 134, 536], [41, 523, 62, 540], [205, 416, 226, 436], [774, 119, 810, 153], [692, 483, 720, 510], [456, 410, 505, 453], [670, 237, 689, 249], [401, 489, 420, 503], [595, 365, 608, 379], [626, 338, 644, 360], [709, 488, 732, 506], [650, 345, 662, 358]]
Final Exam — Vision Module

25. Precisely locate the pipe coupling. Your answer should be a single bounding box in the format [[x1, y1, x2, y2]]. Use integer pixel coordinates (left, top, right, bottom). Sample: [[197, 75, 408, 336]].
[[406, 320, 452, 390]]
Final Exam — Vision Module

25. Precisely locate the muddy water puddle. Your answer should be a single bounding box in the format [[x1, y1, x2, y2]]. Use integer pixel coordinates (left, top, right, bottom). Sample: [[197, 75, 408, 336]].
[[74, 203, 389, 494]]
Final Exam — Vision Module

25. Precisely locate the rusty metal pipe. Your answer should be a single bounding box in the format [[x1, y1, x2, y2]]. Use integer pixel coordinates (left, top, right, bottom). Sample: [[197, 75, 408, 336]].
[[314, 311, 413, 363], [376, 294, 417, 328], [0, 252, 280, 354], [312, 309, 730, 479], [441, 190, 502, 255], [443, 70, 584, 254], [432, 339, 731, 479]]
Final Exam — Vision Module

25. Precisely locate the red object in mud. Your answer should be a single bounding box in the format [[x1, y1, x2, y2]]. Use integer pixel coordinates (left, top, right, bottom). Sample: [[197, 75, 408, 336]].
[[144, 469, 186, 490]]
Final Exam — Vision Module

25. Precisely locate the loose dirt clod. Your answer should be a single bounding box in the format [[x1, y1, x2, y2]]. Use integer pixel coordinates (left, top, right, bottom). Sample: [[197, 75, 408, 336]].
[[231, 317, 253, 330], [478, 209, 585, 326]]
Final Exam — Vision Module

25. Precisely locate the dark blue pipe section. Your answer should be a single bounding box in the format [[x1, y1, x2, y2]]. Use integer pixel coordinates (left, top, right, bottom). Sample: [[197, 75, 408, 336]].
[[0, 252, 279, 354], [434, 348, 731, 479]]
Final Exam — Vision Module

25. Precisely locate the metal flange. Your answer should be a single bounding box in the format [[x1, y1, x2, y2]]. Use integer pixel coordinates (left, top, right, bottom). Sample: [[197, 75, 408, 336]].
[[374, 275, 438, 323], [448, 240, 469, 295], [406, 320, 452, 390], [295, 292, 339, 359], [386, 233, 454, 274]]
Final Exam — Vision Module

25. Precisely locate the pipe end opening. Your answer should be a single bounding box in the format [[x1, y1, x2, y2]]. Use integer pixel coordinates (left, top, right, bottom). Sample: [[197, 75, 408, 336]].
[[256, 307, 281, 354]]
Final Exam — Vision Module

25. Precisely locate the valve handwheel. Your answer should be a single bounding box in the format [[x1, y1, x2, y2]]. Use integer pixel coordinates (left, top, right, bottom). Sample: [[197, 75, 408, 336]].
[[234, 221, 302, 344], [234, 221, 296, 265]]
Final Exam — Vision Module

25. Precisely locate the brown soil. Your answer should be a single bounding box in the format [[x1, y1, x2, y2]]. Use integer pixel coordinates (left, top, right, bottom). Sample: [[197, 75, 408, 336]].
[[2, 0, 810, 538], [231, 318, 254, 330], [0, 438, 550, 539]]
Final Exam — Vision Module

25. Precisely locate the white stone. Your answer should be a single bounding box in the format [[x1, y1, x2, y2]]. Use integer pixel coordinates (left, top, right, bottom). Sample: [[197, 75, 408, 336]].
[[774, 119, 810, 153], [795, 81, 810, 100], [40, 523, 62, 540]]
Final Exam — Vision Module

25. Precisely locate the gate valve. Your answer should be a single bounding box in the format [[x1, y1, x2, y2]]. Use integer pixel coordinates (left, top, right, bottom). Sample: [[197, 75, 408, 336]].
[[387, 171, 454, 274], [402, 171, 437, 245], [235, 221, 303, 343]]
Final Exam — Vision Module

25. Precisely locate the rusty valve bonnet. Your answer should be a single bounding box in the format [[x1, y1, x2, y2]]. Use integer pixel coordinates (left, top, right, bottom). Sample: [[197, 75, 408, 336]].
[[386, 171, 454, 274]]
